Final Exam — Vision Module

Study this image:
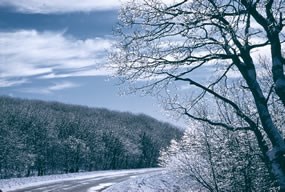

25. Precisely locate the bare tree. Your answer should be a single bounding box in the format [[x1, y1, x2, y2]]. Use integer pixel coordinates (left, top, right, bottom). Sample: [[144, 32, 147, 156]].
[[112, 0, 285, 190]]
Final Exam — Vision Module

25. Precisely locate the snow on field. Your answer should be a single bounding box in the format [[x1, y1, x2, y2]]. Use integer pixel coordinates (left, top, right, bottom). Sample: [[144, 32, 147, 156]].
[[0, 168, 160, 192], [103, 170, 195, 192]]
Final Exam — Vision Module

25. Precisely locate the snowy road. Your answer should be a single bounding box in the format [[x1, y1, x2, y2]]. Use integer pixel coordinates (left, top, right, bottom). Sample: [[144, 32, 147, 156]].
[[3, 169, 162, 192]]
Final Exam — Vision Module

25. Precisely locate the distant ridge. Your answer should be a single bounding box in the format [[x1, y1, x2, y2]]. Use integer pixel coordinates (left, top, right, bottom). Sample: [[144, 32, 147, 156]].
[[0, 96, 182, 179]]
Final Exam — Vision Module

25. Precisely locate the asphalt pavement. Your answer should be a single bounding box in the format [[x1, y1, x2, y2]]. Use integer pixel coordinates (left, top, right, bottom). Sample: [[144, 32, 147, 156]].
[[6, 169, 160, 192]]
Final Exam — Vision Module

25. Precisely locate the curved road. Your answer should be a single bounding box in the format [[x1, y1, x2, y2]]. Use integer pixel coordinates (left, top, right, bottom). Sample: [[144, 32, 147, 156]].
[[6, 169, 161, 192]]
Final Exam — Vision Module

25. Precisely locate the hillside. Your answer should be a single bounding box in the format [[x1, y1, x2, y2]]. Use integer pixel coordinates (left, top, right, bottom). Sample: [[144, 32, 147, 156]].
[[0, 96, 182, 179]]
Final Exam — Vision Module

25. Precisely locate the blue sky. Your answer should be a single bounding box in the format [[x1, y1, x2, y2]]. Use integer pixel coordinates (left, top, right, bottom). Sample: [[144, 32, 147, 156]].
[[0, 1, 186, 127]]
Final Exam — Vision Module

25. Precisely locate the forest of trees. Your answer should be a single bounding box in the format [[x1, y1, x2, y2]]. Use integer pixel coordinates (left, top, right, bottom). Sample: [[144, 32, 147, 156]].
[[0, 96, 182, 179]]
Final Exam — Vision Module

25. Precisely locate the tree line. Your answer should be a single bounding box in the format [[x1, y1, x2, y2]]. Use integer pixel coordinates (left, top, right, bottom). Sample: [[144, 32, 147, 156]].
[[0, 96, 181, 179]]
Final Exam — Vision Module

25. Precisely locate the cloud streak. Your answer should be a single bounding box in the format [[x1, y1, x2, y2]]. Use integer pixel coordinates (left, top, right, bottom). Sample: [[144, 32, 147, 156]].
[[0, 0, 122, 13], [0, 30, 113, 87], [0, 79, 28, 87], [0, 0, 182, 13], [21, 81, 79, 94]]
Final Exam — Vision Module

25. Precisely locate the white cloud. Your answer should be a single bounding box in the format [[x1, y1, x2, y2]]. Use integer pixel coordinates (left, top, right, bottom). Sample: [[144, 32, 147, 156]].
[[0, 0, 183, 13], [0, 79, 28, 87], [0, 30, 113, 87], [21, 81, 79, 94], [48, 81, 79, 91], [0, 0, 122, 13]]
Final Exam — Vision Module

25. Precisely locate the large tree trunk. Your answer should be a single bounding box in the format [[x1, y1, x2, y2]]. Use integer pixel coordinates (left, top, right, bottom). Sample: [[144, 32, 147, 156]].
[[269, 37, 285, 191], [236, 57, 285, 190], [269, 34, 285, 107]]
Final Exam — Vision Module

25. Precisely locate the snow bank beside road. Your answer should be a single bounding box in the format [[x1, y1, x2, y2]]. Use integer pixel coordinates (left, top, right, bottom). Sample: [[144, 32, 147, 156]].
[[0, 168, 160, 192], [103, 170, 192, 192]]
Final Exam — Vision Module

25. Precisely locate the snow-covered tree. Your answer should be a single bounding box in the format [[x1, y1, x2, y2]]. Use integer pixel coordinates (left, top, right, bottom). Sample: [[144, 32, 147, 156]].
[[160, 123, 273, 191], [0, 96, 181, 178], [113, 0, 285, 189]]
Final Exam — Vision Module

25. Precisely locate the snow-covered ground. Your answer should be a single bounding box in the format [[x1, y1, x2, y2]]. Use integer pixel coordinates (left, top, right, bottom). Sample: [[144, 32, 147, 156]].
[[0, 168, 160, 192], [103, 170, 196, 192]]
